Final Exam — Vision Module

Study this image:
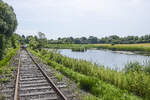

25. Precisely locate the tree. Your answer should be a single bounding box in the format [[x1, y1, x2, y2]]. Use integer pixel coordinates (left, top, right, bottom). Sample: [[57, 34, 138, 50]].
[[0, 0, 17, 36], [88, 36, 98, 44], [37, 32, 47, 50], [0, 34, 5, 59], [27, 36, 39, 50], [38, 32, 46, 39], [20, 35, 25, 45], [0, 0, 18, 59], [74, 38, 81, 44], [80, 37, 88, 44]]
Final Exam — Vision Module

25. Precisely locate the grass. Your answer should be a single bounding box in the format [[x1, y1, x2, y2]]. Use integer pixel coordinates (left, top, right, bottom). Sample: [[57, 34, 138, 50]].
[[31, 49, 150, 99], [47, 43, 150, 52], [29, 48, 144, 100], [94, 44, 150, 52], [71, 47, 86, 52], [0, 48, 18, 83], [0, 48, 18, 99], [0, 95, 5, 100], [47, 44, 87, 52], [82, 95, 100, 100], [47, 44, 86, 49], [55, 72, 63, 81]]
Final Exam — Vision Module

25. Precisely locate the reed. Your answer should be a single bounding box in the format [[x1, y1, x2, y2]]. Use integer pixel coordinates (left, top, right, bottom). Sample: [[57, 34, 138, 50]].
[[47, 43, 150, 52], [71, 47, 86, 52], [29, 49, 147, 99], [42, 49, 150, 98]]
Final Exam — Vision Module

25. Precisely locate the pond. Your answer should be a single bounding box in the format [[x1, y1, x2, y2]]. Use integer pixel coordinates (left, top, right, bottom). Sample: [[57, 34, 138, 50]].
[[57, 49, 150, 70]]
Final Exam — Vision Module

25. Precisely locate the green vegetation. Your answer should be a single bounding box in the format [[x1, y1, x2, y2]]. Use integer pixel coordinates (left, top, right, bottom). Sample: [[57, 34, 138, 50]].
[[46, 43, 150, 53], [0, 94, 5, 100], [94, 44, 150, 52], [22, 32, 150, 52], [1, 1, 149, 99], [0, 0, 17, 36], [82, 95, 100, 100], [0, 0, 18, 59], [55, 72, 63, 81], [0, 0, 19, 83], [72, 47, 86, 52], [47, 44, 89, 49], [29, 49, 144, 100], [24, 32, 48, 50], [0, 48, 18, 83], [47, 35, 150, 44]]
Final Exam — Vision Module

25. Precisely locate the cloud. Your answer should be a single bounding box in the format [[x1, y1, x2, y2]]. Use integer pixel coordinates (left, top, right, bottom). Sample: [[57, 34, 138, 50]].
[[4, 0, 150, 39]]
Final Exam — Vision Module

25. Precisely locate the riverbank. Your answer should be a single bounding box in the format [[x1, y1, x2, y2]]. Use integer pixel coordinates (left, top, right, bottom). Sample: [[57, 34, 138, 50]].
[[57, 49, 150, 70], [29, 48, 150, 99], [47, 43, 150, 54]]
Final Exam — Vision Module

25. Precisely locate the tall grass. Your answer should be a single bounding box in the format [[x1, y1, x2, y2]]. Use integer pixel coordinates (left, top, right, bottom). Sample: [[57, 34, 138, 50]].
[[33, 49, 150, 99], [47, 44, 88, 52], [0, 48, 18, 83], [71, 47, 86, 52], [29, 49, 142, 100], [47, 43, 150, 52], [0, 48, 18, 66]]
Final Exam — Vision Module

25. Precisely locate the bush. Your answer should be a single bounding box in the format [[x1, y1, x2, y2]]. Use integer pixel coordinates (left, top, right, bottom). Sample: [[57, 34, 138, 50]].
[[79, 77, 99, 91]]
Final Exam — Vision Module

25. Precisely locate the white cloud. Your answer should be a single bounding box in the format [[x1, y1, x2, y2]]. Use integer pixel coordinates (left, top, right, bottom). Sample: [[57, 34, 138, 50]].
[[4, 0, 150, 39]]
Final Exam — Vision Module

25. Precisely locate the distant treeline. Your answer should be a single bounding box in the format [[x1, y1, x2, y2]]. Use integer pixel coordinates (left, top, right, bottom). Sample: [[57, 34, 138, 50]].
[[21, 33, 150, 50], [48, 35, 150, 44]]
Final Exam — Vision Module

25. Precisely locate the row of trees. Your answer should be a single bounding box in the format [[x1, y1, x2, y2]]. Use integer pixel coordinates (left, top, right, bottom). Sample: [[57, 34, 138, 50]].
[[48, 35, 150, 44], [22, 33, 150, 51], [99, 35, 150, 44], [22, 32, 48, 50], [0, 0, 18, 59], [48, 36, 98, 44], [22, 33, 150, 48]]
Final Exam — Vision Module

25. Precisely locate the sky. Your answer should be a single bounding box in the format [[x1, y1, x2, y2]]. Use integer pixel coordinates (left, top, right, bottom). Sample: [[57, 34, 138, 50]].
[[4, 0, 150, 39]]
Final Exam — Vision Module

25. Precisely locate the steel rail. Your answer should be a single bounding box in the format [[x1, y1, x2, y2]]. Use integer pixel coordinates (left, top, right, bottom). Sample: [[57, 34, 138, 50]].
[[25, 49, 68, 100], [14, 50, 21, 100]]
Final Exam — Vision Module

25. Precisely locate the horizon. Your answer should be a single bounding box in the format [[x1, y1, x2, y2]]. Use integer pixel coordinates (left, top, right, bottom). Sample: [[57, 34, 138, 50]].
[[4, 0, 150, 39]]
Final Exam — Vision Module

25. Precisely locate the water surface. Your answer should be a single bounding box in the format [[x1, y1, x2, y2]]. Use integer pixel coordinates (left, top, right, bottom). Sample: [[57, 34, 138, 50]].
[[57, 49, 150, 70]]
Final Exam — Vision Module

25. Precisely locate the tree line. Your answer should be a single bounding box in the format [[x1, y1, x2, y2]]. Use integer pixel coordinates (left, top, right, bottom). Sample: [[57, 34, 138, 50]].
[[48, 35, 150, 44], [20, 33, 150, 51]]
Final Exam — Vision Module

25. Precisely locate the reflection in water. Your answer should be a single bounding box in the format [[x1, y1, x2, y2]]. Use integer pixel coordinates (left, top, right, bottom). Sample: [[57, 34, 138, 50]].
[[57, 49, 150, 70]]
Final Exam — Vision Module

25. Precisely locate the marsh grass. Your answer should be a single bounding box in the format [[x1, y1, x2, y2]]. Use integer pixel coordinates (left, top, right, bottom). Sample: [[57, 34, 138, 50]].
[[29, 49, 144, 100], [71, 47, 86, 52], [93, 43, 150, 52], [41, 49, 150, 98], [47, 43, 150, 52]]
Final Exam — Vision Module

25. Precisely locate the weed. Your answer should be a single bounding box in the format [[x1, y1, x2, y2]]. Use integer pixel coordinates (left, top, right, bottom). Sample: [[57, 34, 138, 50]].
[[55, 72, 63, 81]]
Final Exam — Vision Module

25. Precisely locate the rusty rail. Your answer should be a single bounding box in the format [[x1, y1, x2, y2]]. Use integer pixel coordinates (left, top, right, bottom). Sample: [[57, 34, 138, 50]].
[[26, 49, 68, 100], [14, 50, 21, 100]]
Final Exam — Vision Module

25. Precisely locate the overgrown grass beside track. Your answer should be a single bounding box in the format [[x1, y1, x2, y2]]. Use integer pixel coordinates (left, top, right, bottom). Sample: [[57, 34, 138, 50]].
[[29, 49, 146, 100], [0, 48, 18, 83]]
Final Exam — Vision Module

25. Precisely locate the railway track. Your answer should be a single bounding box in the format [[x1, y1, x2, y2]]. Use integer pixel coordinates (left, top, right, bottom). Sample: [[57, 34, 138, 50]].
[[13, 49, 76, 100]]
